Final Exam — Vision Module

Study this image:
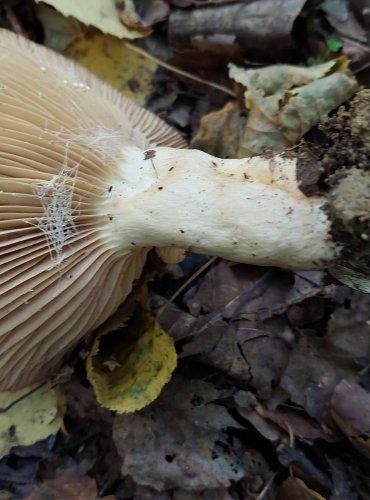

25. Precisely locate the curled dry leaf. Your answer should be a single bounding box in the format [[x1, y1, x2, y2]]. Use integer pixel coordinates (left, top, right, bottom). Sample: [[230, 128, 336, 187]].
[[193, 58, 358, 158], [228, 58, 347, 96], [234, 57, 358, 157]]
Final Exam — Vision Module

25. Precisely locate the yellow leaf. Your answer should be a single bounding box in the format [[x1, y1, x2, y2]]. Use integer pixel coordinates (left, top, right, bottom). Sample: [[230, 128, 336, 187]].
[[87, 298, 177, 413], [35, 0, 146, 39], [64, 32, 157, 105], [0, 384, 65, 458]]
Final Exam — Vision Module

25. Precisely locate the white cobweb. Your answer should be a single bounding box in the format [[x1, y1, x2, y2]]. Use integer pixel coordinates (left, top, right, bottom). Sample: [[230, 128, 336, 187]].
[[32, 149, 80, 265]]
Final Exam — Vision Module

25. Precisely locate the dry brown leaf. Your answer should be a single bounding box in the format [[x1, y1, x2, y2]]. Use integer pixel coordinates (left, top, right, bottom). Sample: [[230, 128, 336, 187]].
[[280, 335, 354, 422], [330, 380, 370, 458], [327, 291, 370, 359], [277, 476, 326, 500], [191, 101, 246, 158], [256, 405, 333, 441], [113, 376, 245, 490], [26, 476, 98, 500]]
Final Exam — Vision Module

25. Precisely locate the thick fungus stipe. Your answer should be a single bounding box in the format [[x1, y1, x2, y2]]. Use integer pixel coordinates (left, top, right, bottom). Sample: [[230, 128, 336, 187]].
[[0, 29, 370, 391]]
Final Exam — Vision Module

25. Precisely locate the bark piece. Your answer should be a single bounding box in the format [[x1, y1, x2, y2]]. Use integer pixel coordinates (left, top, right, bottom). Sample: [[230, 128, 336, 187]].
[[169, 0, 306, 59]]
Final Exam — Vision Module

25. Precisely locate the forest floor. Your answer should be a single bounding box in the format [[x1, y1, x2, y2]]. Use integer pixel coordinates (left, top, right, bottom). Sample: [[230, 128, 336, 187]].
[[1, 1, 370, 499]]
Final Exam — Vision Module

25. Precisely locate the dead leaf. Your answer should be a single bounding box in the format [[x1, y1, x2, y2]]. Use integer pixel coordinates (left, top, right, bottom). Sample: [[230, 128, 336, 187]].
[[26, 475, 98, 500], [278, 445, 332, 492], [327, 291, 370, 360], [237, 406, 281, 443], [191, 101, 247, 158], [113, 376, 245, 490], [184, 261, 263, 319], [256, 405, 333, 441], [234, 59, 358, 157], [330, 379, 370, 458], [64, 31, 157, 105], [173, 489, 234, 499], [87, 297, 177, 413], [280, 335, 354, 422], [277, 476, 326, 500], [229, 59, 344, 96], [35, 0, 146, 39], [0, 385, 65, 458], [193, 58, 357, 158]]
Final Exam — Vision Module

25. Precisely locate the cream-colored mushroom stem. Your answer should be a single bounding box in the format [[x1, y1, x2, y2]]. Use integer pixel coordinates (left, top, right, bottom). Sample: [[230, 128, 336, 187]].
[[105, 146, 340, 269]]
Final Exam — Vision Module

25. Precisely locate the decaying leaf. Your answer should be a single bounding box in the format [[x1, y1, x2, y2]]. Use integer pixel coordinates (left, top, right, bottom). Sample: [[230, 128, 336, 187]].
[[87, 297, 177, 413], [228, 59, 346, 96], [64, 31, 157, 105], [113, 376, 245, 490], [277, 476, 326, 500], [35, 0, 147, 39], [237, 73, 357, 157], [330, 380, 370, 458], [193, 58, 357, 157], [280, 335, 354, 422], [0, 384, 65, 458], [26, 475, 99, 500], [191, 101, 246, 158], [327, 292, 370, 359]]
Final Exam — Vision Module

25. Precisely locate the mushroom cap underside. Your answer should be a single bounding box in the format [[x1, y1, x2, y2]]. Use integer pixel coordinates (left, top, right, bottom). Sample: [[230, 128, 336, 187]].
[[0, 29, 186, 390]]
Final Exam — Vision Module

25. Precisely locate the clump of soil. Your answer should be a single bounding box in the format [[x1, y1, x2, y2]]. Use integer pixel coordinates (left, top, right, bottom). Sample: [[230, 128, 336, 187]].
[[321, 90, 370, 291]]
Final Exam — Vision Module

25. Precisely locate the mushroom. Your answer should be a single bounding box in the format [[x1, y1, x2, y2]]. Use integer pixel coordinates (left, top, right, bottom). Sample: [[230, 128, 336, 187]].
[[0, 29, 369, 391]]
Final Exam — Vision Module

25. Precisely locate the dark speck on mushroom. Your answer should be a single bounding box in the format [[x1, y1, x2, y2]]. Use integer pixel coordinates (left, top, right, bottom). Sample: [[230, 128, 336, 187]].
[[144, 149, 156, 160]]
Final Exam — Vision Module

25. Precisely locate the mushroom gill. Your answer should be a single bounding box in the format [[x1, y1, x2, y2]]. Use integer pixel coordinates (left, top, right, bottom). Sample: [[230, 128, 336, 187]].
[[0, 29, 185, 391], [1, 29, 369, 392]]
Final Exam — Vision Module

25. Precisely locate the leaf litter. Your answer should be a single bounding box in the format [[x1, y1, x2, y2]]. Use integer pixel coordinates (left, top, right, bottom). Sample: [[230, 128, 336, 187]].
[[3, 0, 370, 499]]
